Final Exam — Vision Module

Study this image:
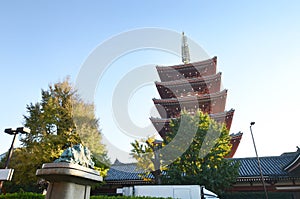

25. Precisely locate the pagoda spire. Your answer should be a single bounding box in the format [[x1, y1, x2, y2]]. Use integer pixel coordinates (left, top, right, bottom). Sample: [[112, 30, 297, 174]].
[[181, 32, 190, 64]]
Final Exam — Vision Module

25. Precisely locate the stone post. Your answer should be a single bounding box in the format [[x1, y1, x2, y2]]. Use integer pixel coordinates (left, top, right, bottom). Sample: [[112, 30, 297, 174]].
[[36, 162, 102, 199]]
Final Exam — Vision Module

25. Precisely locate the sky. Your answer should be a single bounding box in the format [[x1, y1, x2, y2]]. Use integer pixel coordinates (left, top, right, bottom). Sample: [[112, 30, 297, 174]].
[[0, 1, 300, 163]]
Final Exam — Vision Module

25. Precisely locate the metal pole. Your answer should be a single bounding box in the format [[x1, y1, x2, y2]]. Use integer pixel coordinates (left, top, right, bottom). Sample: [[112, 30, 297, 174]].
[[154, 149, 162, 185], [151, 140, 162, 185], [0, 133, 18, 193], [4, 133, 18, 169], [250, 122, 268, 199]]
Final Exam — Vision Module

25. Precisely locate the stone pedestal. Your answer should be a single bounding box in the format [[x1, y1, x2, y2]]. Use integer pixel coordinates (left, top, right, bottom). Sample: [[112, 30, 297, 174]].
[[36, 163, 102, 199]]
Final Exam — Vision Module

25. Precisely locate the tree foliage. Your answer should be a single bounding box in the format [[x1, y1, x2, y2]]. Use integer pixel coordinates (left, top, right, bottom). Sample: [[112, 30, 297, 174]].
[[131, 136, 164, 172], [131, 110, 239, 193], [73, 99, 110, 175], [131, 136, 165, 184], [5, 79, 109, 192]]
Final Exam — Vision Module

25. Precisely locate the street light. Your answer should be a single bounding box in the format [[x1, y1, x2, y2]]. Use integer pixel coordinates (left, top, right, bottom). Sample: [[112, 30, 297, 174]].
[[250, 122, 268, 199], [151, 139, 163, 185], [3, 127, 30, 170], [0, 127, 30, 193]]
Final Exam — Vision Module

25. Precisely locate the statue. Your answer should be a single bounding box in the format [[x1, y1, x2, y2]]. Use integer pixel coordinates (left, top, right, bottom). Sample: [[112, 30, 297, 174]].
[[54, 144, 95, 169]]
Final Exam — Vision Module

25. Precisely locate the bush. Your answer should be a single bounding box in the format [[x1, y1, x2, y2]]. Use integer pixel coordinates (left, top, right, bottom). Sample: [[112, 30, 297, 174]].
[[221, 192, 294, 199], [91, 197, 168, 199], [0, 193, 168, 199], [0, 192, 44, 199]]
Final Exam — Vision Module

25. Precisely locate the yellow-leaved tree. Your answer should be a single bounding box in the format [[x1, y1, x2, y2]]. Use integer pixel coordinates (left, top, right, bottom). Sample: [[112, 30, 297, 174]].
[[2, 79, 109, 192]]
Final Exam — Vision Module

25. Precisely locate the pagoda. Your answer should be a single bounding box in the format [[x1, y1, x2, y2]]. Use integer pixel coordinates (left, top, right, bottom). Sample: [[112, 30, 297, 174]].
[[150, 33, 242, 158]]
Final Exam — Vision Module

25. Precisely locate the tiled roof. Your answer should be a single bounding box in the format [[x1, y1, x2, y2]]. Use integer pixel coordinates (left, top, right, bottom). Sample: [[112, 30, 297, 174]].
[[284, 151, 300, 172], [105, 159, 153, 181], [150, 109, 235, 123], [231, 153, 299, 177], [105, 153, 300, 183], [156, 56, 217, 71], [153, 89, 227, 104], [230, 132, 243, 139], [155, 72, 222, 87]]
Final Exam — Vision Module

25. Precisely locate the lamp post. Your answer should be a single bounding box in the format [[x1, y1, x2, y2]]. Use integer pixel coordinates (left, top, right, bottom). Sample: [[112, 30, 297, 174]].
[[152, 139, 163, 185], [250, 122, 268, 199], [0, 127, 30, 193]]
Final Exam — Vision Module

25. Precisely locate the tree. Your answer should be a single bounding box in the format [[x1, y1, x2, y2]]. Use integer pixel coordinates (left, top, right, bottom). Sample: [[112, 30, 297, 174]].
[[73, 98, 110, 175], [131, 110, 239, 193], [5, 79, 109, 192], [131, 136, 165, 184]]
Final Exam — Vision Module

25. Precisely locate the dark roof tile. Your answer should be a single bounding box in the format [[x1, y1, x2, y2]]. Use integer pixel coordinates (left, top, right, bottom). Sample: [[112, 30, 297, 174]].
[[105, 162, 152, 181], [105, 153, 300, 182], [231, 154, 297, 177]]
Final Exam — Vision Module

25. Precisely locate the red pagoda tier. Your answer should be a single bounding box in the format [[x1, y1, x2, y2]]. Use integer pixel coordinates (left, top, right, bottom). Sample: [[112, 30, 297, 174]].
[[155, 72, 222, 99], [156, 56, 217, 81], [153, 89, 227, 117], [151, 56, 242, 158], [150, 109, 235, 138], [228, 132, 243, 158]]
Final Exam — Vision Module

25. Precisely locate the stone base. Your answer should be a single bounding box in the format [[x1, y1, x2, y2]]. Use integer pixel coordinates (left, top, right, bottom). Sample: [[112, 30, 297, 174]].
[[36, 163, 102, 199], [46, 181, 90, 199]]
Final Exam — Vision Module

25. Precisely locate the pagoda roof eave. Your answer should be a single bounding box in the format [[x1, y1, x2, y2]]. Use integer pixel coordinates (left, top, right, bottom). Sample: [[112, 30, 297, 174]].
[[155, 72, 222, 86], [229, 132, 243, 139], [153, 89, 227, 104], [156, 56, 217, 71], [150, 109, 235, 123], [210, 108, 234, 117]]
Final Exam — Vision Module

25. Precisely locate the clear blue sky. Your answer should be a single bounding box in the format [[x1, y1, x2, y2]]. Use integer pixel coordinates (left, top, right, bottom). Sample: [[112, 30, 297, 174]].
[[1, 1, 300, 163]]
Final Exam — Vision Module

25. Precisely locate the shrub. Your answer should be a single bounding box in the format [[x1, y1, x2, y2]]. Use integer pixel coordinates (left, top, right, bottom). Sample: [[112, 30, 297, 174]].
[[0, 193, 167, 199], [0, 192, 44, 199], [221, 192, 294, 199], [91, 197, 168, 199]]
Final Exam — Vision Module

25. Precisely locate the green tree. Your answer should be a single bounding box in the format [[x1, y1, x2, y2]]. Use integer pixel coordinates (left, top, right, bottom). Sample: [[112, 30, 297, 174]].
[[131, 110, 239, 193], [73, 98, 110, 175], [5, 79, 109, 192], [131, 136, 165, 184]]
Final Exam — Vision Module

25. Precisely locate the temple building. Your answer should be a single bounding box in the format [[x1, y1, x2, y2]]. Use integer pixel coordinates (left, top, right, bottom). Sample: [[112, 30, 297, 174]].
[[101, 149, 300, 198], [150, 33, 242, 158], [97, 33, 300, 197]]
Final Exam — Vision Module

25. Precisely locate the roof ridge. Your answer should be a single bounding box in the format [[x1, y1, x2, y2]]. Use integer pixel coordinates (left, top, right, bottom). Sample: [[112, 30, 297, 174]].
[[229, 154, 297, 160], [112, 161, 137, 166]]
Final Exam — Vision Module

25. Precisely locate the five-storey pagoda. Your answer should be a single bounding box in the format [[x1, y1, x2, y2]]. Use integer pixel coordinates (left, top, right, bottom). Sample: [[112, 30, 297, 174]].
[[150, 33, 242, 158]]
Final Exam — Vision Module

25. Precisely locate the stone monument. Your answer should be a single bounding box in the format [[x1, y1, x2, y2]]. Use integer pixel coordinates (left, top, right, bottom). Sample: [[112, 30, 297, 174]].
[[36, 144, 102, 199]]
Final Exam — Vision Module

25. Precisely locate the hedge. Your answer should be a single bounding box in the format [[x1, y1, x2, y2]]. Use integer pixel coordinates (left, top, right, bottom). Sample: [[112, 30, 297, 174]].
[[0, 192, 44, 199], [221, 192, 295, 199], [91, 196, 168, 199], [0, 192, 296, 199], [0, 194, 169, 199]]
